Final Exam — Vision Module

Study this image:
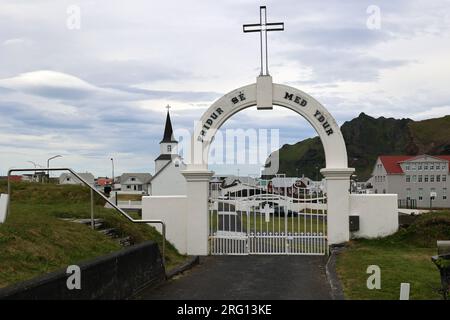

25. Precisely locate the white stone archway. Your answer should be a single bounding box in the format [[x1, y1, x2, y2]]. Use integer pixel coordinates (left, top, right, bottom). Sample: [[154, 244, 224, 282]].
[[182, 76, 354, 255]]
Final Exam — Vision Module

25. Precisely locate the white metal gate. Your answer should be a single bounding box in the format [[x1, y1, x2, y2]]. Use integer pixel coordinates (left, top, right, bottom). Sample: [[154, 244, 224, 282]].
[[209, 178, 328, 255]]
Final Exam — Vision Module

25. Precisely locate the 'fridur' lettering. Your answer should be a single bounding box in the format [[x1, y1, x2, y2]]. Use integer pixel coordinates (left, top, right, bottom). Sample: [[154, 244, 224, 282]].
[[197, 107, 225, 142]]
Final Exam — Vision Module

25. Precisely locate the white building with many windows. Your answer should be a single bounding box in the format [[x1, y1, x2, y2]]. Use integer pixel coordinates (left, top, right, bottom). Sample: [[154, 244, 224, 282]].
[[371, 154, 449, 208]]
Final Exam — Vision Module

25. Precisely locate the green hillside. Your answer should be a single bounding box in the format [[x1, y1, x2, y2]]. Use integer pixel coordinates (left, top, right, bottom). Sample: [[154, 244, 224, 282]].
[[0, 181, 185, 288], [268, 114, 450, 181]]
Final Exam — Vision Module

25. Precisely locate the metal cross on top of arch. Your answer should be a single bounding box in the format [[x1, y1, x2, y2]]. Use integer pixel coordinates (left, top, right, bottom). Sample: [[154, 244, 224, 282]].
[[243, 6, 284, 76]]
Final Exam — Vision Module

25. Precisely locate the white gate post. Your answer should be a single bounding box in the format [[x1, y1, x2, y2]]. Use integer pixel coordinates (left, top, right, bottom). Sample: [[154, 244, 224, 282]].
[[182, 168, 214, 255], [321, 168, 354, 245]]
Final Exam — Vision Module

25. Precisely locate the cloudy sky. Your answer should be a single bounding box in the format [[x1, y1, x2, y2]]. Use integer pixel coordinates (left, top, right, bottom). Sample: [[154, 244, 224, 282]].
[[1, 0, 450, 177]]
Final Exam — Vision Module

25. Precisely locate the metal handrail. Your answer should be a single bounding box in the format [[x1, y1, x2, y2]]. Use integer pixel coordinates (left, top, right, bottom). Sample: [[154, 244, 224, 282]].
[[6, 168, 166, 265]]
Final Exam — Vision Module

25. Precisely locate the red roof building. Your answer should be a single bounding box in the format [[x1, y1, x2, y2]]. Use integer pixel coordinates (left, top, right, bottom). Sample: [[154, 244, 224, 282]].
[[372, 154, 450, 208], [96, 177, 112, 186], [8, 175, 23, 182], [379, 155, 450, 174]]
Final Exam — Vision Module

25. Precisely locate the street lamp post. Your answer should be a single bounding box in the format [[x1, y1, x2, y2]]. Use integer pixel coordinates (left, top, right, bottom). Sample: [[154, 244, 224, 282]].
[[47, 155, 62, 183], [27, 161, 44, 182], [27, 161, 37, 182], [111, 158, 117, 205], [111, 158, 115, 189]]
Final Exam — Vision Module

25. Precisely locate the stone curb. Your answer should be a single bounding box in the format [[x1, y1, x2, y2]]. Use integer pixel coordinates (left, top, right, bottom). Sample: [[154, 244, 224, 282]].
[[166, 256, 200, 279], [326, 245, 346, 300]]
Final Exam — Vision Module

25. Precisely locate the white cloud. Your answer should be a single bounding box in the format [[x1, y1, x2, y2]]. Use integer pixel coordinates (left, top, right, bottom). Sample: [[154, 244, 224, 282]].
[[0, 0, 449, 176]]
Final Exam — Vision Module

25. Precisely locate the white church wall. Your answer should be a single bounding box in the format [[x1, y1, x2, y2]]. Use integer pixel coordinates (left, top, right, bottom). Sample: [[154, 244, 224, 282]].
[[349, 194, 398, 239], [151, 162, 187, 196], [142, 195, 187, 254], [155, 159, 170, 173]]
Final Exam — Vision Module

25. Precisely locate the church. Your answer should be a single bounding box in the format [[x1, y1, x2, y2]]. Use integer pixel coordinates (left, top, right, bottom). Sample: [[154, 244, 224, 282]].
[[148, 108, 187, 196]]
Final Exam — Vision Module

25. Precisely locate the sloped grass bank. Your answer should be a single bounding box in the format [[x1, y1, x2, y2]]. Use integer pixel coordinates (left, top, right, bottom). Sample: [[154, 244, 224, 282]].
[[0, 181, 186, 288], [336, 211, 450, 300]]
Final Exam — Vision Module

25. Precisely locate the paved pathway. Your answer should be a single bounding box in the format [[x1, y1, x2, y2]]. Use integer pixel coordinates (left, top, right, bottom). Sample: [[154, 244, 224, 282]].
[[137, 255, 332, 300]]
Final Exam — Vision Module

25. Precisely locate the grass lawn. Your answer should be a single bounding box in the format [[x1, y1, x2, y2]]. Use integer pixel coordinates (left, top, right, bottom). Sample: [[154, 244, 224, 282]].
[[0, 181, 186, 288], [336, 211, 450, 300], [211, 211, 326, 234], [117, 194, 142, 201]]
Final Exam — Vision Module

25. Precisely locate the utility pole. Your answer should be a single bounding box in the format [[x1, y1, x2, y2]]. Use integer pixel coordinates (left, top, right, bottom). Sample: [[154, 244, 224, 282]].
[[47, 155, 62, 183]]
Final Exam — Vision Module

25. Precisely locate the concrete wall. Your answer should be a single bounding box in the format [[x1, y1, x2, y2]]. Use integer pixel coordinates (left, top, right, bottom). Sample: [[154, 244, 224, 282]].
[[142, 195, 187, 254], [0, 241, 165, 300], [349, 194, 399, 239], [0, 194, 8, 223]]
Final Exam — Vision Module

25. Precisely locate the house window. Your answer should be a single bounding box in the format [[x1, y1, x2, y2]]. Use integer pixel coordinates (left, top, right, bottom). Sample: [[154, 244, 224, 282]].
[[430, 163, 434, 170], [127, 185, 131, 189], [412, 175, 417, 183], [431, 188, 436, 199], [424, 163, 428, 170], [443, 188, 447, 200], [131, 177, 136, 181], [418, 175, 422, 182], [424, 175, 429, 182], [442, 163, 447, 171], [443, 175, 447, 182], [383, 189, 386, 194], [167, 145, 172, 152], [418, 163, 422, 170], [437, 175, 441, 182], [406, 175, 410, 183], [430, 175, 435, 182], [406, 188, 411, 200], [418, 188, 423, 201], [436, 163, 440, 170], [405, 164, 410, 171], [411, 163, 416, 170]]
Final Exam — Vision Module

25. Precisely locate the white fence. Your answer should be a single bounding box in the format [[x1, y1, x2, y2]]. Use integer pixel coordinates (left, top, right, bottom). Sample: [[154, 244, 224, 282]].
[[209, 182, 328, 255]]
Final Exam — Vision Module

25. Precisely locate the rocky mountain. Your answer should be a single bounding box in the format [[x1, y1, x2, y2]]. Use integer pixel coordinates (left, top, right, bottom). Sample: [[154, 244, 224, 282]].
[[265, 113, 450, 181]]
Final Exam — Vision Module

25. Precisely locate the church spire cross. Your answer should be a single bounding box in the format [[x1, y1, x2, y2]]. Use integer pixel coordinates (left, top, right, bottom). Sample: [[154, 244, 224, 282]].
[[166, 104, 171, 111], [243, 6, 284, 76]]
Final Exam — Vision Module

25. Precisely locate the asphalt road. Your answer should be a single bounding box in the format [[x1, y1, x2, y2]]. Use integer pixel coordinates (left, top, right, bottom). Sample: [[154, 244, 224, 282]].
[[137, 255, 332, 300]]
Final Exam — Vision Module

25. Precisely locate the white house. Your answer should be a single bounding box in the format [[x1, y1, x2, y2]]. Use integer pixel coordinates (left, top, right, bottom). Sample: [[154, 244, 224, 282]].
[[149, 109, 187, 196], [59, 172, 95, 186], [118, 173, 152, 194]]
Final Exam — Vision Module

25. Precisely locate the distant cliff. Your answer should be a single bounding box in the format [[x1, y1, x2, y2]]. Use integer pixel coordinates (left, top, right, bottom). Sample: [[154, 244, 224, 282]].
[[265, 113, 450, 181]]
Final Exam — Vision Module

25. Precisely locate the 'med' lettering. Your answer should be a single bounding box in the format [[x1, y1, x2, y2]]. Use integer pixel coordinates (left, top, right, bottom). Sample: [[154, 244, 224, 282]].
[[284, 92, 307, 107]]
